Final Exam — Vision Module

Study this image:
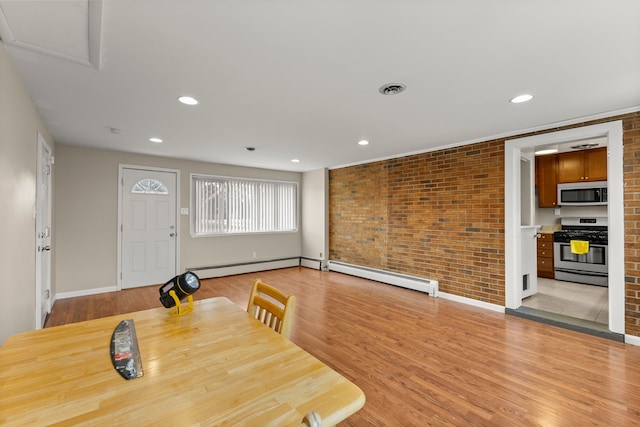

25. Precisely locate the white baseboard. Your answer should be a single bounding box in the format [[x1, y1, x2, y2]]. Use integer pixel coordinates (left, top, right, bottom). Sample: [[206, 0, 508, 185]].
[[57, 285, 118, 300], [328, 261, 438, 297], [438, 291, 506, 313], [48, 294, 57, 312], [53, 260, 301, 301], [300, 257, 323, 270], [625, 334, 640, 346]]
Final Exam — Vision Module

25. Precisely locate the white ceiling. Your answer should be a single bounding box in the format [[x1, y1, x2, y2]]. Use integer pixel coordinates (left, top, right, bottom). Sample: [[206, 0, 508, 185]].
[[1, 0, 639, 172]]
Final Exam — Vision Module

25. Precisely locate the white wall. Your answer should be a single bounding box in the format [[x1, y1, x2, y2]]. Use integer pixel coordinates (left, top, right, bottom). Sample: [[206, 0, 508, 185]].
[[54, 144, 302, 294], [0, 42, 55, 345], [301, 168, 328, 268], [534, 197, 608, 226]]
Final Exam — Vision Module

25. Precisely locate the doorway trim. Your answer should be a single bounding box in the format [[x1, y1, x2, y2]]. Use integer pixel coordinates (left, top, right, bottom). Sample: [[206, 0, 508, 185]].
[[117, 164, 181, 291], [505, 121, 624, 334], [35, 133, 53, 329]]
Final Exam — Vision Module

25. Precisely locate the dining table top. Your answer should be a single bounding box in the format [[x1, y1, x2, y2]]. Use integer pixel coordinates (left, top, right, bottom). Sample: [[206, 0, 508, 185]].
[[0, 297, 365, 426]]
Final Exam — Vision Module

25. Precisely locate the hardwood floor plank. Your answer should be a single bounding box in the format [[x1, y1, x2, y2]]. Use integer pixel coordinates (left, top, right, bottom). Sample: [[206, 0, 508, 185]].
[[44, 267, 640, 426]]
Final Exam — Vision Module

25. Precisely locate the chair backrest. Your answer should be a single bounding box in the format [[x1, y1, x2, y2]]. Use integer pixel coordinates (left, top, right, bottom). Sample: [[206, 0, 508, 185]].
[[299, 411, 322, 427], [247, 279, 296, 339]]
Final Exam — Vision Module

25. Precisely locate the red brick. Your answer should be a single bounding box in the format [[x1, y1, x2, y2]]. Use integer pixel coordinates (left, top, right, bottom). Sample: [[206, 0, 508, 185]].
[[330, 111, 640, 332]]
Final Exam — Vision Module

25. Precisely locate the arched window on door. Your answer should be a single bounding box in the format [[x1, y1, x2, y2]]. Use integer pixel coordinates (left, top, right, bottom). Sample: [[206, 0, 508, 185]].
[[131, 178, 169, 195]]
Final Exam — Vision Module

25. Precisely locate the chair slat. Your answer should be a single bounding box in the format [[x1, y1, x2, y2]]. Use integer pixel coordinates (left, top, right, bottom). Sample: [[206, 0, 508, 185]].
[[247, 279, 296, 339]]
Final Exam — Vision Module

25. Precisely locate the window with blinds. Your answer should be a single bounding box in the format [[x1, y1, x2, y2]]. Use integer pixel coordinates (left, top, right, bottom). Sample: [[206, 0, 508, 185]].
[[191, 174, 298, 236]]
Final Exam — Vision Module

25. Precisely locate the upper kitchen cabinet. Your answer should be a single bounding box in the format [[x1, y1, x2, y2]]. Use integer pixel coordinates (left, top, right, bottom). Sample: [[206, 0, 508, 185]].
[[557, 147, 607, 183], [536, 154, 558, 207]]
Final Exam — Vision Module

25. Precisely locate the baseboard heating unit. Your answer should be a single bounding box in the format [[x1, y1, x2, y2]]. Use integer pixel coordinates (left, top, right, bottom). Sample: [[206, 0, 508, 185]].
[[188, 257, 300, 279], [328, 261, 438, 297]]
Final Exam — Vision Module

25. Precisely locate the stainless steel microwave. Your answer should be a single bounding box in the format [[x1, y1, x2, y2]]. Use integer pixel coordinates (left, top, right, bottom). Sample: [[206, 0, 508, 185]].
[[557, 181, 607, 206]]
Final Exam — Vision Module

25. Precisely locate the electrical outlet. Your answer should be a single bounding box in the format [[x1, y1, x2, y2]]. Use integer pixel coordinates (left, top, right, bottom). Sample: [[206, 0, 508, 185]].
[[252, 252, 257, 259]]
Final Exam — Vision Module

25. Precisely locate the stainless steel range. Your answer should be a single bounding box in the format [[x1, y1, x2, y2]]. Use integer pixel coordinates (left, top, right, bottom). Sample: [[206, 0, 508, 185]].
[[553, 217, 608, 287]]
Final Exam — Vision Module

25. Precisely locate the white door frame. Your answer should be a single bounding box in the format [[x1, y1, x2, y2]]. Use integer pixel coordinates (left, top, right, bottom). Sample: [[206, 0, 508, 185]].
[[520, 153, 536, 227], [505, 121, 624, 334], [519, 154, 538, 300], [117, 164, 180, 290], [35, 133, 53, 328]]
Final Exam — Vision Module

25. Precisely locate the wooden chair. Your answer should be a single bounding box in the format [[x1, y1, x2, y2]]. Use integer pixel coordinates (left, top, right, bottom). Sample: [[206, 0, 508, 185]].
[[247, 278, 296, 339], [299, 411, 322, 427]]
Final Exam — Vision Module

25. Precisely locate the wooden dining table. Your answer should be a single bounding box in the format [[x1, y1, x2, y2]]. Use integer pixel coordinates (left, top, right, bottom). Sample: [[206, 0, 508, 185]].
[[0, 297, 365, 426]]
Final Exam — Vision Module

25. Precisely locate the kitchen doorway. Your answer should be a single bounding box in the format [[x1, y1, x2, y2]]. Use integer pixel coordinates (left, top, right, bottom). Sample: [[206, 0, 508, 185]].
[[504, 121, 625, 336]]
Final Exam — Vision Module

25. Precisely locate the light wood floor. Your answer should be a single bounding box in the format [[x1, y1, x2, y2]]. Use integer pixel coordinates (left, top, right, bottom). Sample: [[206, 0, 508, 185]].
[[46, 267, 640, 426]]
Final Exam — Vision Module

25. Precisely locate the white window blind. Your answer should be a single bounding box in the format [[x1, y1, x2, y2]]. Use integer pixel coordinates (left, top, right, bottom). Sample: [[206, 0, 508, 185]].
[[191, 175, 298, 236]]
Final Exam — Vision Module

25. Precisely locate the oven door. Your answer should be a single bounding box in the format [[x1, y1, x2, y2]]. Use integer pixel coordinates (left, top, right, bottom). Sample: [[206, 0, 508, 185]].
[[553, 242, 608, 274]]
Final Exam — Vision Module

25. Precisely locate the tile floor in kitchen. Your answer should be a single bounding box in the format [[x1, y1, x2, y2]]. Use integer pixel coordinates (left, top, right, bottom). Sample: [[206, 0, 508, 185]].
[[521, 277, 608, 324]]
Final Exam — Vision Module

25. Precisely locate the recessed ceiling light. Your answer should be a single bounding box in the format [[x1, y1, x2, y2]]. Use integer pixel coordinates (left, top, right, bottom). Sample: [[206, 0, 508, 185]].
[[358, 140, 369, 146], [510, 94, 534, 103], [149, 137, 163, 143], [379, 83, 406, 95], [178, 96, 199, 105], [291, 159, 300, 163], [534, 148, 558, 155]]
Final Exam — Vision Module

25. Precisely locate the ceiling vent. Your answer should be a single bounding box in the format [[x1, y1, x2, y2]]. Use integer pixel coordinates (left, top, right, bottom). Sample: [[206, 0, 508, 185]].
[[571, 143, 599, 150], [379, 83, 406, 95]]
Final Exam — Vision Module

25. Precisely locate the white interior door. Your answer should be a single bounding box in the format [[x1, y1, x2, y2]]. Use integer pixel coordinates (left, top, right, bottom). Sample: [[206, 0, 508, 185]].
[[35, 134, 52, 328], [121, 168, 177, 289]]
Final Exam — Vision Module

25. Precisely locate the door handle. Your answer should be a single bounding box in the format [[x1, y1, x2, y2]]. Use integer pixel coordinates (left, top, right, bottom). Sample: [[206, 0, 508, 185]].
[[169, 233, 175, 237], [39, 246, 51, 252]]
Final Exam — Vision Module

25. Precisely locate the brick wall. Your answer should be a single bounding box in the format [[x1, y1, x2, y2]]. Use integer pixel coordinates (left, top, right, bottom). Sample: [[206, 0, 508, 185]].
[[329, 111, 640, 335], [622, 113, 640, 336], [330, 140, 506, 305], [329, 161, 389, 269]]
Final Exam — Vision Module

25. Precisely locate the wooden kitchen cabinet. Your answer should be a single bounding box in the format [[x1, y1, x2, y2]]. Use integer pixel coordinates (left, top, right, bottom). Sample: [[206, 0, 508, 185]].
[[537, 233, 554, 279], [535, 154, 558, 207], [557, 147, 607, 183]]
